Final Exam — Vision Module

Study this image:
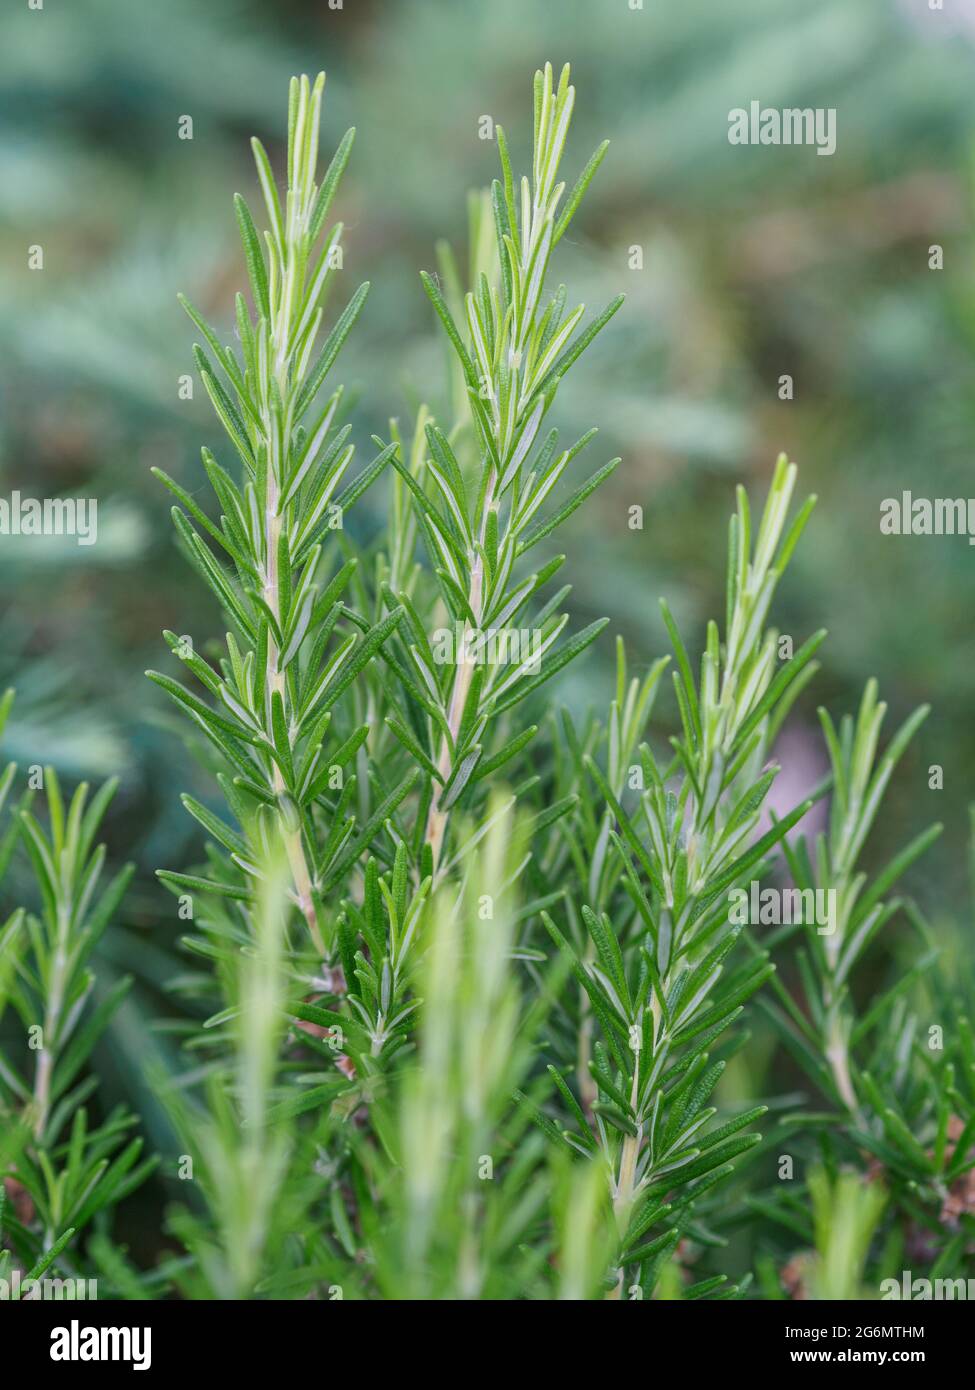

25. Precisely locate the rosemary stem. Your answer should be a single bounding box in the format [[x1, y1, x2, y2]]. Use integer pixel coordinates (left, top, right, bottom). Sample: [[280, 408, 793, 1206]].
[[607, 1054, 643, 1299], [32, 898, 71, 1139], [266, 476, 325, 957], [424, 476, 493, 873]]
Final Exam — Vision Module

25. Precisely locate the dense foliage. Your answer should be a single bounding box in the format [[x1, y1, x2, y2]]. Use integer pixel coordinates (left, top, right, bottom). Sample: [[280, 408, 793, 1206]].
[[1, 45, 972, 1301]]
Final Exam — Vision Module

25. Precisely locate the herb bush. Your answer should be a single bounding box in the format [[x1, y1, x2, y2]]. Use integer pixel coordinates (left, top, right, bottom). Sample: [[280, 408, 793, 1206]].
[[1, 64, 971, 1303]]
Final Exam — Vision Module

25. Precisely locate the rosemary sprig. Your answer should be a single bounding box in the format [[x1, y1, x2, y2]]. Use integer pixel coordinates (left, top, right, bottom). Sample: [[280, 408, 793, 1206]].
[[151, 73, 399, 961]]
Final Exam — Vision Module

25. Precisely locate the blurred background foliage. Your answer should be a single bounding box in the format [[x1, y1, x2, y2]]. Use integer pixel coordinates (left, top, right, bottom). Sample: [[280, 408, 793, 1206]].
[[2, 0, 974, 1275]]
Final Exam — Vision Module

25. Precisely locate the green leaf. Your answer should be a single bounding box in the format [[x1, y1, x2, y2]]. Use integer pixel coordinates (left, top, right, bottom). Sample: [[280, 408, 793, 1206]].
[[295, 282, 371, 422], [491, 618, 609, 716], [553, 139, 609, 244], [309, 126, 356, 244]]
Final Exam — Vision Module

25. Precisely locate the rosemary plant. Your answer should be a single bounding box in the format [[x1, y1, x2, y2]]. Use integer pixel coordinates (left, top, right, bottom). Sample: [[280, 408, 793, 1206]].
[[367, 61, 622, 880], [538, 457, 825, 1297], [0, 691, 152, 1292], [162, 836, 298, 1299], [768, 680, 938, 1124], [752, 683, 975, 1291], [0, 38, 968, 1310], [5, 62, 953, 1303], [151, 71, 402, 965]]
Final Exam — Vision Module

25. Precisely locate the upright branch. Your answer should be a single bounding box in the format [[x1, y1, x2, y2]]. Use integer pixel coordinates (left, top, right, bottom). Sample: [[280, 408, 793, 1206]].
[[770, 680, 939, 1122], [19, 772, 134, 1143], [0, 739, 152, 1264], [388, 63, 622, 877], [543, 460, 826, 1298], [151, 73, 402, 960]]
